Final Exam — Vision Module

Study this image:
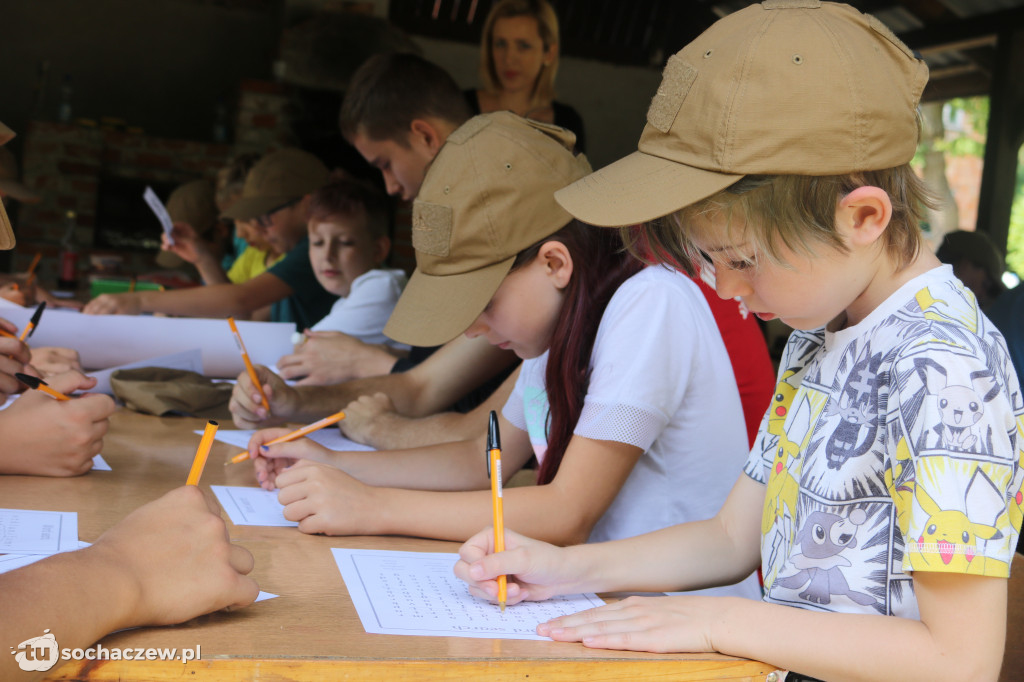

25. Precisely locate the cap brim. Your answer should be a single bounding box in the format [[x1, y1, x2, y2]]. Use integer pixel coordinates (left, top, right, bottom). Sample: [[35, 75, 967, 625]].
[[384, 257, 515, 348], [554, 150, 743, 227], [0, 202, 14, 250], [221, 195, 292, 221]]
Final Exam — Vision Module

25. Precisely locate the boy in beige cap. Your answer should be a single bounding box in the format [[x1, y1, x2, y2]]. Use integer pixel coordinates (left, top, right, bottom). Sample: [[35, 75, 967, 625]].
[[456, 3, 1024, 680], [83, 148, 337, 330]]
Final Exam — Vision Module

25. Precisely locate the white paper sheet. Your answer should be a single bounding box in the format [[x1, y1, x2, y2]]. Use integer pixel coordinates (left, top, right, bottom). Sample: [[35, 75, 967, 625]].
[[332, 548, 605, 640], [201, 428, 375, 453], [210, 486, 297, 527], [0, 509, 79, 554], [91, 455, 111, 471], [0, 541, 91, 575], [143, 186, 175, 245], [0, 306, 294, 378], [88, 348, 204, 395]]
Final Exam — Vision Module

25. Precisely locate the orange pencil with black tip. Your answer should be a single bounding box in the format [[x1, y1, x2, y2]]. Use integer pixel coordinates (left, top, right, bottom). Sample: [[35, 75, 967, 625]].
[[227, 410, 346, 465], [15, 372, 71, 401], [186, 420, 219, 485], [18, 301, 46, 341], [24, 252, 41, 288], [228, 316, 270, 412], [487, 410, 507, 612]]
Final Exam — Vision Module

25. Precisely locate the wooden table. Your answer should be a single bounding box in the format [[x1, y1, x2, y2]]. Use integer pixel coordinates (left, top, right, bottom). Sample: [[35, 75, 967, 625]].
[[1, 410, 775, 681]]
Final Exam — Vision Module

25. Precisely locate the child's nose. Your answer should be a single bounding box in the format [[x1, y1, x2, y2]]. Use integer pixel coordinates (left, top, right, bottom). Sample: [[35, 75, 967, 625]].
[[714, 268, 751, 300], [463, 317, 488, 339]]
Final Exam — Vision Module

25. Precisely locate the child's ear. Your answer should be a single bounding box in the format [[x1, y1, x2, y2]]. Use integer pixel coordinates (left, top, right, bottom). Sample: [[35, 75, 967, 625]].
[[409, 119, 444, 155], [373, 235, 391, 265], [837, 186, 892, 248], [538, 241, 573, 289]]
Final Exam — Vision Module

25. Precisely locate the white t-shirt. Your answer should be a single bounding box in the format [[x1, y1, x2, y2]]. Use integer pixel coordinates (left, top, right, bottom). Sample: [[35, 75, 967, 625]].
[[310, 269, 408, 349], [750, 265, 1023, 618], [504, 266, 761, 599]]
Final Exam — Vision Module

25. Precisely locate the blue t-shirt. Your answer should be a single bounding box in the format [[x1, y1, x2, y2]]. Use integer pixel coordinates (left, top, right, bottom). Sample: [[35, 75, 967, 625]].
[[267, 236, 337, 330]]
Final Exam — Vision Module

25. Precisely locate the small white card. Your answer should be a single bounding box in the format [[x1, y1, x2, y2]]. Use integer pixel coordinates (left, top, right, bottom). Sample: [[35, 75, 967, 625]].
[[210, 485, 297, 527], [91, 455, 111, 471], [0, 509, 79, 554], [333, 548, 605, 640], [143, 186, 174, 245]]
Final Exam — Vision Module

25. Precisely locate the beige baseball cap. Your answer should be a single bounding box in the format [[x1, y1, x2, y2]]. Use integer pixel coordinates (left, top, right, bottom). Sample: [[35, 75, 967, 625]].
[[0, 122, 20, 249], [220, 148, 329, 221], [555, 0, 929, 227], [383, 112, 592, 347]]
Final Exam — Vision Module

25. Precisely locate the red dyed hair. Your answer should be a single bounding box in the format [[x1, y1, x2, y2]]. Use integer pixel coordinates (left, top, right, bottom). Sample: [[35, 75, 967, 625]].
[[510, 220, 642, 485]]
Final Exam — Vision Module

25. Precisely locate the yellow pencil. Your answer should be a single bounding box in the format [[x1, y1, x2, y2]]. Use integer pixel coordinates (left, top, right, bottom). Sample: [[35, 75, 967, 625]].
[[487, 410, 507, 612], [15, 372, 71, 401], [186, 420, 219, 486], [227, 410, 346, 464], [228, 316, 270, 412]]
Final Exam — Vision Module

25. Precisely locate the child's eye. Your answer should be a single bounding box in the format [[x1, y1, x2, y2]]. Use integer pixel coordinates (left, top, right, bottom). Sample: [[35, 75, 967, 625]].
[[311, 240, 324, 247], [727, 260, 752, 271]]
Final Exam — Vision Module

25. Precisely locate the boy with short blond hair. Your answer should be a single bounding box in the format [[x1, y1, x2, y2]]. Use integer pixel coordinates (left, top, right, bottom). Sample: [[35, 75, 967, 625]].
[[456, 3, 1024, 680]]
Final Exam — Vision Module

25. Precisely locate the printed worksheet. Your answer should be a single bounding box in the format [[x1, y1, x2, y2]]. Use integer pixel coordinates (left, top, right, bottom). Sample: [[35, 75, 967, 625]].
[[202, 428, 375, 453], [332, 548, 605, 640], [210, 485, 298, 527], [0, 509, 78, 554]]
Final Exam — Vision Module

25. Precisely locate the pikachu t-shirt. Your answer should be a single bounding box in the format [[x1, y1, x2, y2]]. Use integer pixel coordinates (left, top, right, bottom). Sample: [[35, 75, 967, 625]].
[[748, 265, 1024, 619]]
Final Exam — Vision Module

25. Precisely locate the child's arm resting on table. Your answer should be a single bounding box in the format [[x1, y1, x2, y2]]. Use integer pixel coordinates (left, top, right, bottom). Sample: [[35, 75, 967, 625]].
[[456, 473, 1005, 682], [0, 486, 258, 682]]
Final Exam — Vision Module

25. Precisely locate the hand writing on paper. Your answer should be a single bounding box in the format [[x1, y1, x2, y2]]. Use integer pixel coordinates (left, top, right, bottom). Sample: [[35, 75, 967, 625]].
[[0, 317, 32, 399], [0, 371, 115, 476], [229, 364, 297, 429], [274, 459, 383, 536], [92, 485, 259, 628], [248, 429, 334, 490], [83, 292, 142, 315], [454, 527, 578, 607]]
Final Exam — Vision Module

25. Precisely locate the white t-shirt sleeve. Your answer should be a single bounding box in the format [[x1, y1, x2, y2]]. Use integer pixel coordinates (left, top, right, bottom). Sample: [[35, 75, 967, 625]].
[[310, 269, 407, 346], [576, 267, 719, 452]]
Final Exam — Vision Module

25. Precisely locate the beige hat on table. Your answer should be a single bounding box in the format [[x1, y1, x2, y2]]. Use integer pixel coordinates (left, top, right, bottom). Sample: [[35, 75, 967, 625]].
[[220, 148, 329, 221], [555, 0, 929, 227], [383, 112, 592, 347]]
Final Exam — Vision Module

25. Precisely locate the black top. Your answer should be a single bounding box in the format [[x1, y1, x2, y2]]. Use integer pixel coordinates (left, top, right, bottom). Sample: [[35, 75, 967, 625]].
[[463, 89, 586, 154]]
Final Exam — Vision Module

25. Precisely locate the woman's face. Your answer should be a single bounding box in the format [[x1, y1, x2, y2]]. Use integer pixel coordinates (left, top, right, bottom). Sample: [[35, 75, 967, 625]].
[[490, 15, 555, 95]]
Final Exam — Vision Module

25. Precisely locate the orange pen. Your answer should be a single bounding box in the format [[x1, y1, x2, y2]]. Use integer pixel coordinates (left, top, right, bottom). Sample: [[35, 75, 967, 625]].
[[228, 316, 270, 412], [15, 372, 71, 401], [186, 420, 219, 486], [487, 410, 507, 612], [24, 252, 41, 288], [18, 301, 46, 341], [227, 410, 346, 464]]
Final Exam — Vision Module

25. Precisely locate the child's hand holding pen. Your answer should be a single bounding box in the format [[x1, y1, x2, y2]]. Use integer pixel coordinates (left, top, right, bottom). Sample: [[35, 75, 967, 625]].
[[0, 317, 32, 399]]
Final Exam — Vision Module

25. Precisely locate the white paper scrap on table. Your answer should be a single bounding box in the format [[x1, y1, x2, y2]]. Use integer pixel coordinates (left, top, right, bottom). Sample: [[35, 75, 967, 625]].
[[210, 486, 297, 527], [332, 548, 605, 640], [0, 307, 294, 378], [0, 509, 79, 554], [88, 348, 204, 395], [143, 186, 175, 245], [202, 428, 375, 453], [91, 455, 111, 471], [256, 591, 278, 602], [0, 541, 91, 575]]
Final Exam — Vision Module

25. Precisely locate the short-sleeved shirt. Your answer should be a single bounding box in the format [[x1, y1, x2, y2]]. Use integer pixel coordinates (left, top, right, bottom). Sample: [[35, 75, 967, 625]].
[[226, 246, 283, 284], [504, 266, 757, 557], [311, 268, 408, 348], [750, 265, 1024, 618], [267, 236, 338, 330]]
